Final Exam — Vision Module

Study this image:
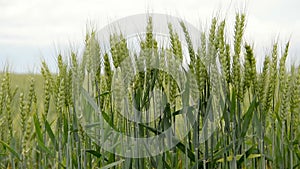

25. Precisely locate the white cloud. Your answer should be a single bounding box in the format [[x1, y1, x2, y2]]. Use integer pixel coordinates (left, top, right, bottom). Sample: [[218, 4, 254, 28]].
[[0, 0, 299, 72]]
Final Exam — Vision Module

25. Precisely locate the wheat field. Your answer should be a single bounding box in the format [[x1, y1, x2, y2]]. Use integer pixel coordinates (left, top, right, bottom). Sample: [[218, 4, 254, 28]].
[[0, 13, 300, 169]]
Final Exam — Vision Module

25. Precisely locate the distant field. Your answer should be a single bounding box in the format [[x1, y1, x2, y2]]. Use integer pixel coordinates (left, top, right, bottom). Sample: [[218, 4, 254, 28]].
[[0, 73, 44, 99]]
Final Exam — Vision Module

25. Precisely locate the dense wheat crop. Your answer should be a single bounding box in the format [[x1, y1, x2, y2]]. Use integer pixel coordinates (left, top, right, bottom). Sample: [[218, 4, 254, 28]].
[[0, 13, 300, 169]]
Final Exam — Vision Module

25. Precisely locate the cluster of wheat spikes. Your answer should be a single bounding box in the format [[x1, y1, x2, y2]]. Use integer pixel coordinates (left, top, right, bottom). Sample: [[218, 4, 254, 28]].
[[0, 13, 300, 169]]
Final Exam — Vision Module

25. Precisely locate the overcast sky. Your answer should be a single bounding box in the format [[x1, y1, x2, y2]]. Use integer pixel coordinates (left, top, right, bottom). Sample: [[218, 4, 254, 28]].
[[0, 0, 299, 73]]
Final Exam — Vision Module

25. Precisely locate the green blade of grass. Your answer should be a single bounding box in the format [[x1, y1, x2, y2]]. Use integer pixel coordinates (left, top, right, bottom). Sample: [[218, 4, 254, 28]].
[[240, 96, 257, 139], [33, 113, 54, 156], [0, 140, 21, 161], [45, 119, 58, 150], [100, 159, 125, 169], [33, 114, 43, 142], [138, 123, 195, 162]]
